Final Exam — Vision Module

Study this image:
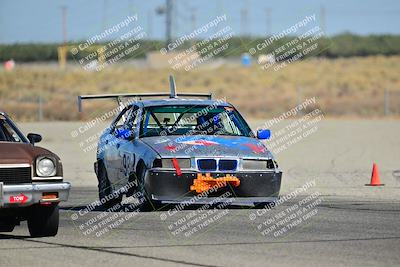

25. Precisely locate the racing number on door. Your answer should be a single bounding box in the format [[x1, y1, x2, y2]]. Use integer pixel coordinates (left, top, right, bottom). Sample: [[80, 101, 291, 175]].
[[122, 153, 135, 177]]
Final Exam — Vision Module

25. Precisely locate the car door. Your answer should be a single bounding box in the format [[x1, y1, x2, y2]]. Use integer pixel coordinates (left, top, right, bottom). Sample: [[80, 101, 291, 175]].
[[116, 105, 141, 189], [103, 106, 133, 187]]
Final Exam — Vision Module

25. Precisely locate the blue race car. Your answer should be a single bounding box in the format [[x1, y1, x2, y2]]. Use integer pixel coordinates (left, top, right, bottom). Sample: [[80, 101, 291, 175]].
[[79, 76, 282, 210]]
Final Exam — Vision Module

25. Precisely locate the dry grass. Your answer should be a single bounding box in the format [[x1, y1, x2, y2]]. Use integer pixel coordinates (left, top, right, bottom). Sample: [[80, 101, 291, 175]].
[[1, 56, 400, 121]]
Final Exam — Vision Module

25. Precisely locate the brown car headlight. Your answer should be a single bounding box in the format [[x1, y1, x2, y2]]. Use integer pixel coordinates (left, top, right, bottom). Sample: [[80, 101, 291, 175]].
[[242, 159, 275, 170], [36, 156, 57, 177], [161, 158, 191, 169]]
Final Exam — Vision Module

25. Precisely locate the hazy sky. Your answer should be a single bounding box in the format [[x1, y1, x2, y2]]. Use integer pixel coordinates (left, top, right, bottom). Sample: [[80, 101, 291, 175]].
[[0, 0, 399, 44]]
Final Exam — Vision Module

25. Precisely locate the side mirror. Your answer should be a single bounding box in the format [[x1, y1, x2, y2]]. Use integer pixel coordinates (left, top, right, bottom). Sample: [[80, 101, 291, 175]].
[[115, 128, 134, 140], [257, 129, 271, 140], [27, 133, 42, 145]]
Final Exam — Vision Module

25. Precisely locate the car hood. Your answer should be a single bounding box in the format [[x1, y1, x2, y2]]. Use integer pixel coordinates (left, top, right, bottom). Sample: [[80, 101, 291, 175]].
[[142, 135, 273, 158], [0, 143, 55, 164]]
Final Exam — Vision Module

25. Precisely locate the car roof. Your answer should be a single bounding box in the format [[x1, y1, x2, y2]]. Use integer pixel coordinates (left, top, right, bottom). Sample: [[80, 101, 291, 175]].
[[135, 98, 233, 108]]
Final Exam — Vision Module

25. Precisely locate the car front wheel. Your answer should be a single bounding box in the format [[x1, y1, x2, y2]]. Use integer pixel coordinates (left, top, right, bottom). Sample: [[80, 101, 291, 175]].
[[28, 204, 59, 237], [137, 163, 161, 212], [0, 217, 16, 232], [97, 161, 122, 209]]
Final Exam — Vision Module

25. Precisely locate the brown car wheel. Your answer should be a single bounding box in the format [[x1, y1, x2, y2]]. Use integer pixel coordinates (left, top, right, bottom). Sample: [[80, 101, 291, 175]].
[[0, 218, 16, 232], [28, 204, 59, 237]]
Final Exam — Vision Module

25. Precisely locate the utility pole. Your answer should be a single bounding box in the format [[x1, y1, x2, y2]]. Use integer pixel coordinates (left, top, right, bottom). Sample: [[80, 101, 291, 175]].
[[61, 6, 67, 45], [190, 8, 197, 33], [265, 8, 271, 36], [156, 0, 174, 47], [58, 6, 68, 69], [172, 0, 178, 39], [215, 0, 223, 34], [102, 0, 108, 32], [320, 5, 326, 33], [166, 0, 173, 46], [190, 7, 196, 46], [240, 7, 249, 37], [147, 9, 153, 39]]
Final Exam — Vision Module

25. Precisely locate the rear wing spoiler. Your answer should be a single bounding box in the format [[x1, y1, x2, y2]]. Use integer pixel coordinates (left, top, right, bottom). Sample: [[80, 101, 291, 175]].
[[78, 75, 212, 112]]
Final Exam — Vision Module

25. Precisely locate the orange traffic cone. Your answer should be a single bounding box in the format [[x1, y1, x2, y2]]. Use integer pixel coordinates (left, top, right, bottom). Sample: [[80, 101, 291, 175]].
[[365, 163, 384, 186]]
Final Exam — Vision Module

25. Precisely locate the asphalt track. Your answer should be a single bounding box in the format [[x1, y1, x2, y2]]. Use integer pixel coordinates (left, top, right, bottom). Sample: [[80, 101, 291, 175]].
[[1, 187, 399, 267], [0, 120, 399, 266]]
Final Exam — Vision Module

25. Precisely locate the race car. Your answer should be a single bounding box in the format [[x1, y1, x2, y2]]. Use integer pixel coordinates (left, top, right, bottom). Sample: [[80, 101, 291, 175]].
[[79, 76, 282, 210], [0, 111, 71, 237]]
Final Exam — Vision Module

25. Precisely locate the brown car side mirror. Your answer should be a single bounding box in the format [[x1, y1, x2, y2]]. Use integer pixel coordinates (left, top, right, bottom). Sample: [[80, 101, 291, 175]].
[[27, 133, 42, 145]]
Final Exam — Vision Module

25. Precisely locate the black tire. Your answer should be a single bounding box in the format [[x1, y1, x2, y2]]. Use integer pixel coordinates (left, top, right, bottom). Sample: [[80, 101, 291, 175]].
[[137, 163, 160, 212], [28, 204, 59, 237], [97, 161, 122, 210], [126, 171, 139, 197], [0, 218, 16, 232]]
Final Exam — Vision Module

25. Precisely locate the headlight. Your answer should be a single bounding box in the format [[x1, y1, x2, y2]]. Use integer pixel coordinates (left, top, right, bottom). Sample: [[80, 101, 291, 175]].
[[242, 159, 275, 170], [36, 157, 56, 177], [161, 158, 191, 169]]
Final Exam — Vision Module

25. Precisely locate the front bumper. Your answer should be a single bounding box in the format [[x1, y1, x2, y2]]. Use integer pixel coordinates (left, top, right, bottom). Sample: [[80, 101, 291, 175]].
[[146, 170, 282, 205], [153, 196, 279, 206], [0, 182, 71, 208]]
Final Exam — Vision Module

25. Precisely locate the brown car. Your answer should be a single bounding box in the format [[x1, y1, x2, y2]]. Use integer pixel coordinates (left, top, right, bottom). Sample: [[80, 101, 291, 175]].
[[0, 112, 70, 237]]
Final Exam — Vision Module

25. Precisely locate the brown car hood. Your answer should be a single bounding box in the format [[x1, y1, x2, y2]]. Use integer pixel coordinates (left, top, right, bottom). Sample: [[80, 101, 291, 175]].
[[0, 142, 56, 164]]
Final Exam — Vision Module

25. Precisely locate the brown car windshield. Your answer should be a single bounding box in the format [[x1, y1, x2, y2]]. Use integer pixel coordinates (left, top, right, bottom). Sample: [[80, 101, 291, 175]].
[[0, 115, 24, 142]]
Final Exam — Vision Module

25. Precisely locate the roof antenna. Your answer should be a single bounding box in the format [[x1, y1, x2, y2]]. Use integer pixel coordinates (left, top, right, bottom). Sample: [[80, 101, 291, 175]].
[[169, 75, 177, 98]]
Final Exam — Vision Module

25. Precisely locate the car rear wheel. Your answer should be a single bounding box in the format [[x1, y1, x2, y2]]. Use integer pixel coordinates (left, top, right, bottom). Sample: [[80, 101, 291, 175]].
[[97, 161, 122, 210], [28, 204, 59, 237]]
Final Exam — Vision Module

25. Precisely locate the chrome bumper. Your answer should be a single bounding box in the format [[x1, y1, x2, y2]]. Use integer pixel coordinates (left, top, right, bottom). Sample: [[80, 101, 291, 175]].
[[0, 182, 71, 208]]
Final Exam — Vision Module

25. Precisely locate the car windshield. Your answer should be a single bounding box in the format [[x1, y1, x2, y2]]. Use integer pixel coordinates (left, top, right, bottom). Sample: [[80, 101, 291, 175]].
[[0, 115, 24, 142], [140, 105, 253, 138]]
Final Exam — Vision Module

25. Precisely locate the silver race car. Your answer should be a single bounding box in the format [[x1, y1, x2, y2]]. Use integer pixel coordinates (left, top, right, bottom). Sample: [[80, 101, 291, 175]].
[[79, 76, 282, 210]]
